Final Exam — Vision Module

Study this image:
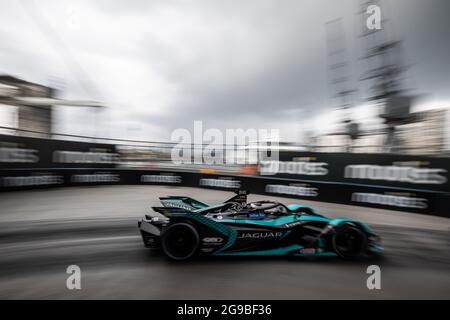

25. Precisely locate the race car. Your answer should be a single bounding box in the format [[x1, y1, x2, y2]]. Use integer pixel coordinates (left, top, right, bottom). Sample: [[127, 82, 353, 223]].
[[138, 190, 383, 260]]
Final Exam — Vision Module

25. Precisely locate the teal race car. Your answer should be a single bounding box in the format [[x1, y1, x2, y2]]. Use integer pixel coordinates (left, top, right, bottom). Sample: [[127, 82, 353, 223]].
[[138, 190, 383, 260]]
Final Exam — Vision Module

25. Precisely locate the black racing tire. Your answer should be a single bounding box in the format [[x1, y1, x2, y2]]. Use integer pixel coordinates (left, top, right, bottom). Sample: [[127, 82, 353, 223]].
[[332, 225, 367, 260], [161, 223, 200, 261]]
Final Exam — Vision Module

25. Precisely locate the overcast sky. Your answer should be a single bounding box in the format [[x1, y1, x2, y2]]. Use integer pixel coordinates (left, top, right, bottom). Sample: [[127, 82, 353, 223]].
[[0, 0, 449, 142]]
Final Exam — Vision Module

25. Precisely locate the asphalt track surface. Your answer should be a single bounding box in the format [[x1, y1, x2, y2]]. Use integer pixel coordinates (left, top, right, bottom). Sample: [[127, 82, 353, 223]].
[[0, 186, 449, 299]]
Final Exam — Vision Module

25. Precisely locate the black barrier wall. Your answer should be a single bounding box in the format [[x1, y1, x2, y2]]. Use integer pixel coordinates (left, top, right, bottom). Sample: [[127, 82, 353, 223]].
[[259, 151, 450, 192], [0, 168, 448, 218], [0, 134, 119, 169], [1, 134, 449, 218]]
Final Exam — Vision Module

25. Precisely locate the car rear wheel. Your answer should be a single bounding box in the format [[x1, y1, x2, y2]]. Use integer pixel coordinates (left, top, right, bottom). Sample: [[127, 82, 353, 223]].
[[332, 225, 367, 259], [161, 223, 200, 260]]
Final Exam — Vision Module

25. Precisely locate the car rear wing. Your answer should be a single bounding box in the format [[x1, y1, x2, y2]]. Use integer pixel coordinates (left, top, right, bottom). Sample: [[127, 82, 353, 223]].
[[159, 196, 209, 210], [151, 206, 192, 217]]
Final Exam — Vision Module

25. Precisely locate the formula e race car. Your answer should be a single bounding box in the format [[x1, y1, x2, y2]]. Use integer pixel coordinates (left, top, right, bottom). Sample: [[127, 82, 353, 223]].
[[138, 190, 383, 260]]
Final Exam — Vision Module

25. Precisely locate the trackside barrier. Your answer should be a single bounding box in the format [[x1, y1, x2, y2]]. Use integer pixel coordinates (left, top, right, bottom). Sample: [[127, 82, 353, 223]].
[[1, 133, 449, 217], [0, 168, 448, 218]]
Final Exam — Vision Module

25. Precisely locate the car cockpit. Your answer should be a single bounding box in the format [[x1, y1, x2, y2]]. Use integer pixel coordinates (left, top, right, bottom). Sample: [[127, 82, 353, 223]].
[[203, 200, 291, 220]]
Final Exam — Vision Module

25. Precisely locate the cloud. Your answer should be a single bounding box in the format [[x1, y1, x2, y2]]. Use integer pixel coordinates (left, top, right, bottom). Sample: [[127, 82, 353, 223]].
[[0, 0, 449, 142]]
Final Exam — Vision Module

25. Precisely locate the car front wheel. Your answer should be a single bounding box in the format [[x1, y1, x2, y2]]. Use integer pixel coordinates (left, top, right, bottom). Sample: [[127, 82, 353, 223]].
[[332, 225, 367, 259]]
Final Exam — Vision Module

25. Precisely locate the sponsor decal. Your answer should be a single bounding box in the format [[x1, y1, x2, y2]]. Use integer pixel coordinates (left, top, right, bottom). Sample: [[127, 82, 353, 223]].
[[71, 173, 120, 183], [160, 200, 194, 211], [248, 212, 267, 219], [233, 193, 247, 204], [265, 184, 318, 197], [237, 231, 284, 239], [284, 221, 302, 228], [0, 174, 63, 187], [351, 192, 428, 209], [53, 150, 120, 164], [0, 147, 39, 163], [202, 237, 224, 244], [344, 164, 447, 184], [199, 178, 241, 189], [259, 160, 328, 176], [141, 174, 182, 184]]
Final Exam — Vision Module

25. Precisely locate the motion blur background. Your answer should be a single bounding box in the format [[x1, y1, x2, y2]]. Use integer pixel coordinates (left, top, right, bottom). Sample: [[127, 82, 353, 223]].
[[0, 0, 449, 299]]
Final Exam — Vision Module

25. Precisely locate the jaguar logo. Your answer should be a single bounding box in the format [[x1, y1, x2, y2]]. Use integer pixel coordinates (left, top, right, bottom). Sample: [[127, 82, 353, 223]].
[[238, 232, 284, 239]]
